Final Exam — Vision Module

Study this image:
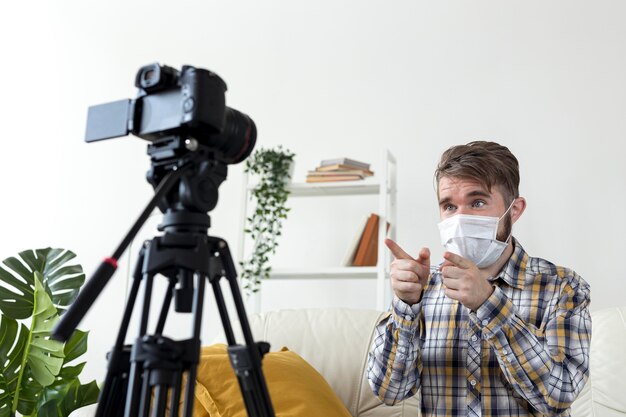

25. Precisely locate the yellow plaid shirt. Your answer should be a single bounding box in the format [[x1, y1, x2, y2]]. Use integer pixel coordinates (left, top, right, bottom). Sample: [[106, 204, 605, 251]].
[[368, 239, 591, 417]]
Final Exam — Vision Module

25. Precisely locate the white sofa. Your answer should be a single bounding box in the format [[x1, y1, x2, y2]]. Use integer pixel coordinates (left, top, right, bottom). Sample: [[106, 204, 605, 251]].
[[239, 307, 626, 417], [73, 306, 626, 417]]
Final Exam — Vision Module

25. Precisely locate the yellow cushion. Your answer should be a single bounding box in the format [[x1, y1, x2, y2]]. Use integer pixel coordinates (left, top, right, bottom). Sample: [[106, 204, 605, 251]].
[[194, 344, 352, 417]]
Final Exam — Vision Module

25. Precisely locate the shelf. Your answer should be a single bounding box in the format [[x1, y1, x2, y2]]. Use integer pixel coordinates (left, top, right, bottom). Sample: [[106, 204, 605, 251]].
[[268, 266, 378, 279], [248, 178, 381, 197], [240, 149, 397, 312]]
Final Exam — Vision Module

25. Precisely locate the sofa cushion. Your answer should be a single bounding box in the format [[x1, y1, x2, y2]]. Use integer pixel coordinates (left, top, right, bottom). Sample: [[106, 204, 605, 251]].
[[195, 344, 351, 417]]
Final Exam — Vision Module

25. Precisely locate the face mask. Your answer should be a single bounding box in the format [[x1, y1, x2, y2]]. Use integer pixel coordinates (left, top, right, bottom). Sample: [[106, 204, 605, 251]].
[[437, 201, 514, 268]]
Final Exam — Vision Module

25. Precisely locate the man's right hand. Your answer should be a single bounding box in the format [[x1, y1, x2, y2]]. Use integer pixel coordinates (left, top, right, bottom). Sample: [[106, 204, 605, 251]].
[[385, 238, 431, 305]]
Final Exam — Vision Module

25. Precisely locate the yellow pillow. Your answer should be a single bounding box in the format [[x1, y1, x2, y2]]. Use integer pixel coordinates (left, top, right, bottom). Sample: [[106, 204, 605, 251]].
[[194, 344, 352, 417]]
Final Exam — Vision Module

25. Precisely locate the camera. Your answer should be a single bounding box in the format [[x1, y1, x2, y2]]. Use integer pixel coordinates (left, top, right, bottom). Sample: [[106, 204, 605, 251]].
[[85, 63, 256, 164]]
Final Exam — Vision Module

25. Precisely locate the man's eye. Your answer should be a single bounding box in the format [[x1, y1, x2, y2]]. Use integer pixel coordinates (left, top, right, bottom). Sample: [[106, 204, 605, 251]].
[[444, 204, 456, 211], [472, 200, 486, 208]]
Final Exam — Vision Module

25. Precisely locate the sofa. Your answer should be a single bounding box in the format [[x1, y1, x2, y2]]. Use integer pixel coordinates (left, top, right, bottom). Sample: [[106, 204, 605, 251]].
[[230, 306, 626, 417], [72, 306, 626, 416]]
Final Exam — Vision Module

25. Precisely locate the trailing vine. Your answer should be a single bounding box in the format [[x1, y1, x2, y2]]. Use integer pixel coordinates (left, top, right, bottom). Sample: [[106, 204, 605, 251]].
[[240, 146, 295, 294]]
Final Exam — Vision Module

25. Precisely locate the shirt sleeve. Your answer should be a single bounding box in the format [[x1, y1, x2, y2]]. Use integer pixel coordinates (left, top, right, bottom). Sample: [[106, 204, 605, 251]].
[[367, 296, 423, 405], [470, 275, 592, 415]]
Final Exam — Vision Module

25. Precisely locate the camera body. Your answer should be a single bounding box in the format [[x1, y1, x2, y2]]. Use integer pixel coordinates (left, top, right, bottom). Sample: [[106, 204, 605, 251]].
[[85, 63, 255, 164]]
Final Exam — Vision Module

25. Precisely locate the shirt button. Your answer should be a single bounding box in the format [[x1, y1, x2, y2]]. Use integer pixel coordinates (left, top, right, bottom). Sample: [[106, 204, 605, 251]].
[[481, 319, 489, 326], [405, 315, 412, 321], [470, 379, 477, 386], [502, 349, 508, 355], [471, 335, 478, 343]]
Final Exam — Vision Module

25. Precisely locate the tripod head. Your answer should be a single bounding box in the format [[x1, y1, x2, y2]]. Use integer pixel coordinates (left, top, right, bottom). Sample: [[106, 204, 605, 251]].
[[147, 135, 226, 229]]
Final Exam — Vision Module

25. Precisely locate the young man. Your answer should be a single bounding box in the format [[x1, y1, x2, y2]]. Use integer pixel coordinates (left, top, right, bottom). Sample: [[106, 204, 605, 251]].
[[368, 141, 591, 417]]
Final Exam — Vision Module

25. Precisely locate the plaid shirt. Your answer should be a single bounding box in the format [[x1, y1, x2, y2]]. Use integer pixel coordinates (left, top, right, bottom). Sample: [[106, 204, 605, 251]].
[[368, 239, 591, 417]]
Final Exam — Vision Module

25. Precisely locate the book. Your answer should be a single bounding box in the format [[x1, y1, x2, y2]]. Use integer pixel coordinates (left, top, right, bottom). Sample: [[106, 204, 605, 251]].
[[353, 214, 380, 266], [351, 213, 391, 266], [307, 170, 366, 177], [315, 165, 374, 176], [341, 215, 370, 266], [305, 175, 363, 183], [320, 158, 370, 170]]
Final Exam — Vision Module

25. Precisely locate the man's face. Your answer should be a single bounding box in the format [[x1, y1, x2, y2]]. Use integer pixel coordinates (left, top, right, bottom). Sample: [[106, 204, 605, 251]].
[[437, 176, 512, 242]]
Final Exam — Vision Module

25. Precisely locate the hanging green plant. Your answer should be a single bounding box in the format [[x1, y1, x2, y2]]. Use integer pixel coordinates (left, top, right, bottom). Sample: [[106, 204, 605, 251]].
[[240, 146, 295, 294], [0, 248, 99, 417]]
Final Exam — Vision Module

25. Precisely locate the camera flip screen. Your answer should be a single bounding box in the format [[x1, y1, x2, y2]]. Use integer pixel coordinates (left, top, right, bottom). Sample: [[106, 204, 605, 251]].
[[85, 99, 131, 142]]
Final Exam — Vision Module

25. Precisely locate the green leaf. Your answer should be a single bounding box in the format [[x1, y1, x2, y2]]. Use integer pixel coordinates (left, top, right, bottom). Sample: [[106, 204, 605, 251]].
[[37, 379, 99, 417], [0, 318, 29, 411], [33, 326, 98, 417], [0, 286, 33, 320], [16, 367, 43, 416], [0, 248, 99, 417], [28, 273, 64, 387], [63, 330, 88, 364], [0, 249, 84, 319], [57, 363, 86, 380]]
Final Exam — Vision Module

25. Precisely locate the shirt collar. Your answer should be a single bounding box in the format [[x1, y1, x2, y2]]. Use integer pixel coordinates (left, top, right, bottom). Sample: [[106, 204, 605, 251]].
[[489, 237, 528, 290]]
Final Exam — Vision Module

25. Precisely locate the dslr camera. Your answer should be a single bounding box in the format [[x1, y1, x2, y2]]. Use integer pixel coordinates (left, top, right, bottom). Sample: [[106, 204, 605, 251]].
[[85, 63, 256, 164]]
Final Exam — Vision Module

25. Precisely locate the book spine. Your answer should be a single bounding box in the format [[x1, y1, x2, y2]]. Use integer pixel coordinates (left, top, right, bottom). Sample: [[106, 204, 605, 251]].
[[353, 214, 379, 266]]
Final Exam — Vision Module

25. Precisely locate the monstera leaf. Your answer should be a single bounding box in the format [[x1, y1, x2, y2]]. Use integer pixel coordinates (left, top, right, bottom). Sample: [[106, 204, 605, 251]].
[[33, 331, 99, 417], [0, 248, 85, 319], [29, 273, 65, 385], [35, 379, 99, 417], [0, 249, 98, 417], [0, 317, 29, 417], [0, 273, 65, 417]]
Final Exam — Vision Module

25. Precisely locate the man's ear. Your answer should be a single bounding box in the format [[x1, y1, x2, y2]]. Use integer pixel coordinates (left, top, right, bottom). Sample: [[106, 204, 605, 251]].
[[511, 197, 527, 224]]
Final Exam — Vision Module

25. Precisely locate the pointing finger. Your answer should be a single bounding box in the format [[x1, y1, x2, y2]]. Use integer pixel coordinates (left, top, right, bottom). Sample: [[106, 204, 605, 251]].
[[385, 238, 413, 260], [443, 251, 474, 269], [417, 247, 430, 265]]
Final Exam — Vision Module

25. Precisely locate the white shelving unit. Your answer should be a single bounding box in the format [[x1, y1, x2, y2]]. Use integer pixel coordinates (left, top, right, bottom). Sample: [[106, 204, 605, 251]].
[[238, 150, 397, 313]]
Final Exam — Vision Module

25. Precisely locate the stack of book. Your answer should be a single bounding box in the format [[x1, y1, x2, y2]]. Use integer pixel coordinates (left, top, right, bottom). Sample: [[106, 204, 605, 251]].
[[306, 158, 374, 183]]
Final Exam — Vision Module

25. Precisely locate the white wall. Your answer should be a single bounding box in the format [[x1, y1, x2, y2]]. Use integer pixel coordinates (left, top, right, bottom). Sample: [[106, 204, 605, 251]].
[[1, 0, 625, 383]]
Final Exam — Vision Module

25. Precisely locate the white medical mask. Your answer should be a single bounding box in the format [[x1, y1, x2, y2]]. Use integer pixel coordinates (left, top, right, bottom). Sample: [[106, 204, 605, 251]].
[[437, 201, 514, 268]]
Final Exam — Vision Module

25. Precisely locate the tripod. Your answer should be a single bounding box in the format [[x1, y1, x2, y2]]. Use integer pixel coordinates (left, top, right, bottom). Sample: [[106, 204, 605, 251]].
[[53, 136, 275, 417]]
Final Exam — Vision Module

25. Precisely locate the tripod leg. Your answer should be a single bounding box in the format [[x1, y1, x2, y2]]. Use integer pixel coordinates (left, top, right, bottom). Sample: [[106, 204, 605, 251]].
[[212, 239, 275, 417], [152, 385, 169, 417], [209, 278, 236, 345], [181, 272, 205, 417], [97, 246, 145, 417], [125, 272, 156, 417], [97, 278, 141, 417], [137, 367, 152, 417], [168, 370, 183, 417]]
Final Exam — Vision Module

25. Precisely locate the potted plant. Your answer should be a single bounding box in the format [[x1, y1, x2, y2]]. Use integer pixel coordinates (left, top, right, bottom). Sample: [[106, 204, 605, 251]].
[[0, 248, 99, 417], [240, 146, 295, 294]]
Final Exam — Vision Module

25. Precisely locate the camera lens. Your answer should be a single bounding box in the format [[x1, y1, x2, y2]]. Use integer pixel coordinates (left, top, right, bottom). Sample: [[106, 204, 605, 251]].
[[210, 108, 256, 164]]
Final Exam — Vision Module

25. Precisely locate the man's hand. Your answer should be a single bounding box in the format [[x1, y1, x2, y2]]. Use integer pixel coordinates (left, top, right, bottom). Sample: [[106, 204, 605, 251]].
[[441, 252, 494, 311], [385, 238, 430, 305]]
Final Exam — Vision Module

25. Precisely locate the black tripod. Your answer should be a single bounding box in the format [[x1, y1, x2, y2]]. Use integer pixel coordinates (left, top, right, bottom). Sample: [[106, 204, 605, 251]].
[[53, 136, 275, 417]]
